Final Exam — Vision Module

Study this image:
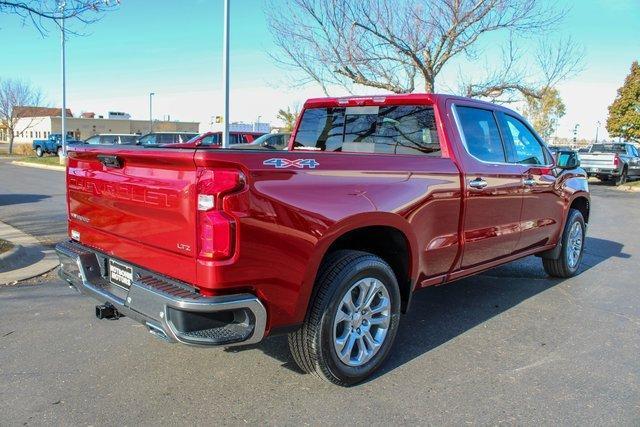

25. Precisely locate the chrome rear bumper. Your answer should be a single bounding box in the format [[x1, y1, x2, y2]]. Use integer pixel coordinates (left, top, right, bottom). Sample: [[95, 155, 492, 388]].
[[55, 240, 266, 347]]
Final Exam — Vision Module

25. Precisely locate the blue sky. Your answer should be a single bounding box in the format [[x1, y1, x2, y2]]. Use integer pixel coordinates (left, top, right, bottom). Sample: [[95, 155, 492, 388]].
[[1, 0, 638, 139]]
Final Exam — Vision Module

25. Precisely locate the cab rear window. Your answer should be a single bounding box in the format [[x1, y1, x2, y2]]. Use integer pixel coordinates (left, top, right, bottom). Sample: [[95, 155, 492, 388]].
[[293, 105, 441, 156]]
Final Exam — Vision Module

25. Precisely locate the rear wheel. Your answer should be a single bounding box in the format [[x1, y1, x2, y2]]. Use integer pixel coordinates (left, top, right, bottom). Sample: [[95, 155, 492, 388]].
[[542, 209, 585, 278], [614, 168, 628, 186], [288, 250, 401, 386], [35, 146, 43, 157]]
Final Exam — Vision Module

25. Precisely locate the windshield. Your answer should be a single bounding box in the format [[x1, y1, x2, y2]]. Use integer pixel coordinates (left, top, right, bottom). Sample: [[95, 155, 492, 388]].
[[590, 144, 626, 154]]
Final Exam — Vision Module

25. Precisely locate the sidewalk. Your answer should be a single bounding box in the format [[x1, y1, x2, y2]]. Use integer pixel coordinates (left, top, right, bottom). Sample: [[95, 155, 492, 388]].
[[0, 221, 58, 285]]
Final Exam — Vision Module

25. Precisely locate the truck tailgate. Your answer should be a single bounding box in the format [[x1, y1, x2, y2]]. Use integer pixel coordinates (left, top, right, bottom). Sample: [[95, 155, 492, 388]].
[[580, 153, 615, 168], [67, 147, 198, 261]]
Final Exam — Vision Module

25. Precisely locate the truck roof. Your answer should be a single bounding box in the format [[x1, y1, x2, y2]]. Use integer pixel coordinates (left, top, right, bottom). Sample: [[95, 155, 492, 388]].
[[304, 92, 503, 109]]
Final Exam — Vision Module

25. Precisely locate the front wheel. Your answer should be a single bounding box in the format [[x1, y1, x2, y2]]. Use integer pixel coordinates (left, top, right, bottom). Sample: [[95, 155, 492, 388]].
[[35, 146, 43, 157], [542, 209, 585, 278], [288, 250, 401, 386]]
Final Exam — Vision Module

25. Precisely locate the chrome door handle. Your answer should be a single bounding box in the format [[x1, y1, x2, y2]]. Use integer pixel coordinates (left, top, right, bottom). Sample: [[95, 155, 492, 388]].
[[523, 178, 536, 186], [468, 178, 488, 189]]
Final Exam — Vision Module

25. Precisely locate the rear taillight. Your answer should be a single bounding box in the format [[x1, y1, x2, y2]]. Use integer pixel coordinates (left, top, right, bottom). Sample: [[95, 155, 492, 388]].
[[197, 169, 245, 260], [614, 155, 620, 168]]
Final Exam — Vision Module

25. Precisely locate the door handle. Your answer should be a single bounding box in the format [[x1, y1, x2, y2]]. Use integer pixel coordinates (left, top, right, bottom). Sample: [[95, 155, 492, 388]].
[[523, 178, 536, 186], [468, 178, 488, 189]]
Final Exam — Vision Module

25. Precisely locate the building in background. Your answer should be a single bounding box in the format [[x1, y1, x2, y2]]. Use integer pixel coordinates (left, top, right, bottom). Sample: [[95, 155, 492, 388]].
[[210, 120, 270, 134], [5, 106, 199, 144]]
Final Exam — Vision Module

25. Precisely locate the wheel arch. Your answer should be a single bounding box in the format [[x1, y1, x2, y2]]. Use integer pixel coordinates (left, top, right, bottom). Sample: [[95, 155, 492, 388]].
[[569, 194, 590, 224], [295, 213, 419, 324]]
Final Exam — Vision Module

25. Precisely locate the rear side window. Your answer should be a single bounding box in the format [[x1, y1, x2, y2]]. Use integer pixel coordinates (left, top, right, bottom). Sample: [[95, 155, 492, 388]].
[[100, 135, 118, 145], [294, 105, 441, 155], [501, 115, 549, 165], [455, 106, 505, 163], [590, 144, 627, 154]]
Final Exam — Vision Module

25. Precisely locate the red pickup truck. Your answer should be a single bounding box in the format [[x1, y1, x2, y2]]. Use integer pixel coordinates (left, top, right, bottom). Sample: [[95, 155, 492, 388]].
[[56, 94, 589, 385]]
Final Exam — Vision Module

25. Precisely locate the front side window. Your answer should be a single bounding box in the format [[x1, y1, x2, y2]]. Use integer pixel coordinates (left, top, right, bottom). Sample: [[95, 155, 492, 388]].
[[501, 115, 548, 165], [294, 105, 441, 155], [456, 106, 505, 163]]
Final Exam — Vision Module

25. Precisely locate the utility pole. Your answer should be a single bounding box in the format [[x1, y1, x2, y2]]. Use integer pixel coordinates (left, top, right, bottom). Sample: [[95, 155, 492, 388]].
[[59, 1, 67, 165], [149, 92, 155, 133], [221, 0, 230, 148]]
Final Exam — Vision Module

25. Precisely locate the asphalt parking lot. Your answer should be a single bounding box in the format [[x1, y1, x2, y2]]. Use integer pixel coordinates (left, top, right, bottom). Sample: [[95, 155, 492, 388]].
[[1, 161, 639, 425]]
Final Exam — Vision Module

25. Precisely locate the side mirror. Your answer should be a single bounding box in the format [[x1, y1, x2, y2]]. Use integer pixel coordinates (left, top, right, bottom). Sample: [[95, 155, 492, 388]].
[[555, 150, 580, 170]]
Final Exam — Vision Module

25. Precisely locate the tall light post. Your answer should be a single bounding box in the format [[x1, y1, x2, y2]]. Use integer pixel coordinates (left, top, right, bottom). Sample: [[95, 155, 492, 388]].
[[595, 120, 601, 143], [149, 92, 155, 133], [221, 0, 230, 148], [59, 1, 67, 164]]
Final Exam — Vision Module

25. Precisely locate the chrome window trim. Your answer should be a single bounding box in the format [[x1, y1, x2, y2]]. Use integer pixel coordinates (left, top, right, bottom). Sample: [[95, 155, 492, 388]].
[[451, 104, 511, 166], [451, 104, 553, 168], [501, 112, 554, 167]]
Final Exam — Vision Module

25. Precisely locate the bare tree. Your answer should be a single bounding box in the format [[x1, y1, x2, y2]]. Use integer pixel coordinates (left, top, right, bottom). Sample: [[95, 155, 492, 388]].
[[0, 78, 44, 154], [0, 0, 118, 35], [463, 37, 583, 102], [267, 0, 578, 100]]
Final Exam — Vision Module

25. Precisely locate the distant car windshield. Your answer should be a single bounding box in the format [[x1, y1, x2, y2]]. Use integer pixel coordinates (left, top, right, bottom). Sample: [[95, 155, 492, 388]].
[[590, 144, 626, 154]]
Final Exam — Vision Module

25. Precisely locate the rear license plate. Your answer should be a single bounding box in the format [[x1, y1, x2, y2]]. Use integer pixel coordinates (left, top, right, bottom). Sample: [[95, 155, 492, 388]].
[[589, 168, 599, 172], [108, 259, 133, 289]]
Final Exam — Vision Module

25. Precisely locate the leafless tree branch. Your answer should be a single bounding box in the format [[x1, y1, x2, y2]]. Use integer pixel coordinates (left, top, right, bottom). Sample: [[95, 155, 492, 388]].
[[266, 0, 577, 99], [0, 78, 45, 154]]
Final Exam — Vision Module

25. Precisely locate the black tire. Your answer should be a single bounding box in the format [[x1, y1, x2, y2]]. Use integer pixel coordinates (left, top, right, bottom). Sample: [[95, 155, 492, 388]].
[[614, 168, 627, 186], [288, 250, 401, 386], [35, 146, 43, 157], [542, 209, 586, 278]]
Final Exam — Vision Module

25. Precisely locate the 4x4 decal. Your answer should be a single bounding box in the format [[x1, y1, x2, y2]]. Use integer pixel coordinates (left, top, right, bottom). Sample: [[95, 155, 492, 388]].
[[263, 158, 319, 169]]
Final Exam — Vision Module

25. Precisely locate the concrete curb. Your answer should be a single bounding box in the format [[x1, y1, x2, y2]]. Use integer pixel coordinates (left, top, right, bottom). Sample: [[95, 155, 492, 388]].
[[10, 160, 65, 172], [0, 243, 23, 261], [0, 221, 58, 285]]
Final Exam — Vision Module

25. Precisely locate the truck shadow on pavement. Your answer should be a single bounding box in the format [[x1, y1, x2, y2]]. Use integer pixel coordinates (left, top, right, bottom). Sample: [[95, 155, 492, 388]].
[[0, 194, 51, 206], [231, 236, 629, 382]]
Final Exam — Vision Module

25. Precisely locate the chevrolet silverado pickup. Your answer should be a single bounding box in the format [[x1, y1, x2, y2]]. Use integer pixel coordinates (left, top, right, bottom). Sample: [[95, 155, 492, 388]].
[[580, 142, 640, 185], [56, 94, 589, 385]]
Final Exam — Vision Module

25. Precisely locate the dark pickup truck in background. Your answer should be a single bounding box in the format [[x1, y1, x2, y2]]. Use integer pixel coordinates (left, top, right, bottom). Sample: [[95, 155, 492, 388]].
[[56, 93, 589, 386], [32, 133, 83, 156], [580, 142, 640, 185]]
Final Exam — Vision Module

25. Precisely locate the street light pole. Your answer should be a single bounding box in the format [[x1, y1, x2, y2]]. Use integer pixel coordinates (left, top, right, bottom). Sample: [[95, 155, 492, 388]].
[[595, 120, 601, 143], [60, 1, 67, 163], [221, 0, 230, 148], [149, 92, 155, 133]]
